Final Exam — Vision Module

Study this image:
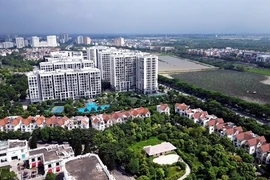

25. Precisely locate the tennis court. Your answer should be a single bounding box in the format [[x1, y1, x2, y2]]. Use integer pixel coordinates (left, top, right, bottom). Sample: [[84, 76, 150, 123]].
[[51, 106, 64, 113]]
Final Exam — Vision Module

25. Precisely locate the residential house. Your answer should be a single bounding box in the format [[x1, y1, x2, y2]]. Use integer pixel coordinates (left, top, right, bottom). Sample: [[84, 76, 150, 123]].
[[235, 131, 255, 147], [21, 116, 37, 133], [36, 115, 46, 128], [256, 143, 270, 164], [244, 136, 266, 154], [91, 107, 150, 131], [45, 116, 69, 128], [5, 116, 22, 132], [207, 118, 224, 134], [157, 103, 170, 115], [174, 103, 189, 116], [66, 116, 89, 130]]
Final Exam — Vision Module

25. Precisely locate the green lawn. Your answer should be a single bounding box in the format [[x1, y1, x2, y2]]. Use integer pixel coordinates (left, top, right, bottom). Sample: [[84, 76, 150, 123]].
[[247, 67, 270, 76], [129, 137, 162, 153]]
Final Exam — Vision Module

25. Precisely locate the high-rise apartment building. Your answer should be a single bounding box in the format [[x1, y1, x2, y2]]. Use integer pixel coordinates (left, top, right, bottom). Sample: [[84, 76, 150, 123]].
[[27, 68, 101, 102], [86, 46, 111, 67], [77, 36, 84, 44], [84, 36, 91, 45], [60, 33, 69, 43], [110, 53, 137, 91], [15, 37, 25, 48], [31, 36, 40, 47], [47, 35, 58, 47], [2, 42, 14, 49], [113, 37, 125, 46], [136, 54, 158, 94]]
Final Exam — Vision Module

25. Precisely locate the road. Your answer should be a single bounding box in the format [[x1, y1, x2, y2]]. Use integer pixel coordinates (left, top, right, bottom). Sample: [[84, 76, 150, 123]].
[[159, 83, 270, 125], [178, 160, 191, 180], [65, 41, 74, 50]]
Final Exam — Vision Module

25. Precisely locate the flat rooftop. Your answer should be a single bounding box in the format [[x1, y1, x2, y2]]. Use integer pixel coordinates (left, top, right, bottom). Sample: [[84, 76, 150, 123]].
[[29, 146, 73, 162], [9, 141, 26, 148], [65, 156, 108, 180]]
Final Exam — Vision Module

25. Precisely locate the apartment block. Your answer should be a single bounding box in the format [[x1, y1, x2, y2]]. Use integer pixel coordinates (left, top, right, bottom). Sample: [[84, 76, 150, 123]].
[[27, 68, 101, 102], [136, 54, 158, 94], [15, 37, 25, 48]]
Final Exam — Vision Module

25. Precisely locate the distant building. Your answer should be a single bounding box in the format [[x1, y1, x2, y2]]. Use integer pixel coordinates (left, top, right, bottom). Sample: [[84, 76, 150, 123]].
[[15, 37, 25, 48], [2, 42, 14, 49], [157, 103, 170, 115], [84, 36, 91, 45], [47, 35, 57, 47], [77, 36, 84, 44], [113, 37, 125, 46], [24, 39, 29, 47], [31, 36, 40, 47], [60, 33, 69, 43]]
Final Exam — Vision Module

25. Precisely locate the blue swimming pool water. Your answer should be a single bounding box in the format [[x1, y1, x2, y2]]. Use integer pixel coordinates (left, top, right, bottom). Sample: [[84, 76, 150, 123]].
[[77, 102, 110, 113], [51, 106, 65, 113]]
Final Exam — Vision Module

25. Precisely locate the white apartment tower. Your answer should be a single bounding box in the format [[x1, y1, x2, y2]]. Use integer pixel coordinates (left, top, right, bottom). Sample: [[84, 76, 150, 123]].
[[31, 36, 40, 47], [77, 36, 84, 44], [47, 35, 58, 47], [110, 54, 137, 91], [15, 37, 25, 48], [136, 54, 158, 94], [27, 68, 101, 102], [86, 46, 111, 67]]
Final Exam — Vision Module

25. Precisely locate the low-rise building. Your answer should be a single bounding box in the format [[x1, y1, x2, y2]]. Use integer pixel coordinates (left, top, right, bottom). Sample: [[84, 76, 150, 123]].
[[143, 142, 176, 157], [0, 140, 28, 164], [256, 143, 270, 164], [5, 116, 22, 132], [91, 107, 150, 131], [157, 103, 170, 115], [62, 153, 114, 180], [174, 103, 189, 116]]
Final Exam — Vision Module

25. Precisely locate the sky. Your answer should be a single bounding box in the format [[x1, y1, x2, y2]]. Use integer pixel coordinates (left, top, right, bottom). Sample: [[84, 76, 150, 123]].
[[0, 0, 270, 34]]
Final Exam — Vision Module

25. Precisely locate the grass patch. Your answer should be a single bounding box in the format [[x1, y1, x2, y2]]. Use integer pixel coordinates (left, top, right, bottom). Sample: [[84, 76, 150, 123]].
[[247, 67, 270, 76], [129, 137, 162, 153], [167, 166, 181, 177], [172, 69, 270, 104]]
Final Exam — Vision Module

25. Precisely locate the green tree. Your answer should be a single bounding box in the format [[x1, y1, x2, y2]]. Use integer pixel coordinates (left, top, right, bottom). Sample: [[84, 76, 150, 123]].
[[3, 171, 17, 180], [29, 134, 38, 149], [45, 172, 56, 180]]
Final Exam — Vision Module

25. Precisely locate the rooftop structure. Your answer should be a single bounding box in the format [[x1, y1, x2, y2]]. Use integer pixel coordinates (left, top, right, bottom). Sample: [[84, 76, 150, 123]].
[[143, 142, 177, 157], [63, 154, 114, 180]]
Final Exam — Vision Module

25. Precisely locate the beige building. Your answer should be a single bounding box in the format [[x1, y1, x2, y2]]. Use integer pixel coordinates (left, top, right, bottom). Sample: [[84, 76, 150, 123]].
[[113, 37, 125, 46], [84, 36, 91, 45]]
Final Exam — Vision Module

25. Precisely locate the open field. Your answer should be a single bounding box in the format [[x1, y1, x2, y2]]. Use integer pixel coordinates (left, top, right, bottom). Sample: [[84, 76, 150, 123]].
[[158, 56, 216, 74], [128, 137, 162, 153], [172, 70, 270, 104], [247, 67, 270, 76]]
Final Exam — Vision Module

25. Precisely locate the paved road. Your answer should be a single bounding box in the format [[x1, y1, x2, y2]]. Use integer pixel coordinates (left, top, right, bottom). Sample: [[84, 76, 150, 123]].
[[159, 83, 270, 125], [178, 160, 191, 180]]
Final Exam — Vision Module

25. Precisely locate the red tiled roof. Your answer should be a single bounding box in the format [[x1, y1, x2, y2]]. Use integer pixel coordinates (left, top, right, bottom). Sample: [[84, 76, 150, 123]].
[[234, 126, 243, 133], [46, 115, 56, 125], [12, 116, 22, 126], [225, 127, 234, 135], [0, 119, 6, 126], [22, 116, 33, 125], [92, 118, 100, 124], [216, 123, 225, 130], [208, 119, 216, 126], [193, 112, 201, 119], [102, 113, 110, 122], [36, 116, 45, 125], [159, 103, 169, 110], [236, 131, 253, 141], [260, 143, 270, 152], [175, 103, 188, 110]]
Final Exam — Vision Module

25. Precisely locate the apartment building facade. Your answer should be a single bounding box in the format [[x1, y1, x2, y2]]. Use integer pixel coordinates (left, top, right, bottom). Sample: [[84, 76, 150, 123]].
[[27, 68, 101, 102]]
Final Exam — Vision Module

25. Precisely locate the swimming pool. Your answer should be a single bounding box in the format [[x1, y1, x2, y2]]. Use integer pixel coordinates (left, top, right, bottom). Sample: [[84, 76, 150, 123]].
[[77, 102, 110, 113]]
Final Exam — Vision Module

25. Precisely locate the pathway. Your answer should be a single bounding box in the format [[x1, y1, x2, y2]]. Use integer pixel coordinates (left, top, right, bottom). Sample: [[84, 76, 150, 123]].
[[178, 160, 191, 180]]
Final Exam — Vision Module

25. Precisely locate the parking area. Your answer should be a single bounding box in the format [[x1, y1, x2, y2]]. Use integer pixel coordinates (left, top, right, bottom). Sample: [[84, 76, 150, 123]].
[[153, 154, 179, 165]]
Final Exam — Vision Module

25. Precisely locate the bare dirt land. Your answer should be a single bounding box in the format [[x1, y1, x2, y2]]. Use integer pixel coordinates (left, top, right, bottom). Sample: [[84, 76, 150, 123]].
[[158, 56, 215, 74]]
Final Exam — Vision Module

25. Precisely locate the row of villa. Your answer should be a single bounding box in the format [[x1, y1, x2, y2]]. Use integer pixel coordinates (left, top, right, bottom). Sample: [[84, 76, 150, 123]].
[[156, 103, 270, 164], [0, 115, 89, 133], [91, 107, 150, 131]]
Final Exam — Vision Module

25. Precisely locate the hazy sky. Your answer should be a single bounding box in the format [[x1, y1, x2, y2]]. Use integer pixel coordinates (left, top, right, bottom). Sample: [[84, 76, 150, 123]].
[[0, 0, 269, 34]]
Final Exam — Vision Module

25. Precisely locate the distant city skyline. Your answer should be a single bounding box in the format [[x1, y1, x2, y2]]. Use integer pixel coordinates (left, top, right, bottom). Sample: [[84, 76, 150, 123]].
[[0, 0, 269, 34]]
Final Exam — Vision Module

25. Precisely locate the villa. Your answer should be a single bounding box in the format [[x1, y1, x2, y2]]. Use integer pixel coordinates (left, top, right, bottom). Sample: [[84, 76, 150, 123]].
[[157, 103, 170, 115], [91, 107, 150, 131]]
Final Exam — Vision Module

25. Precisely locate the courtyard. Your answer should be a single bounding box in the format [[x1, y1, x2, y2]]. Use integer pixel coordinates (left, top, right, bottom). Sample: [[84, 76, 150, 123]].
[[153, 154, 180, 165]]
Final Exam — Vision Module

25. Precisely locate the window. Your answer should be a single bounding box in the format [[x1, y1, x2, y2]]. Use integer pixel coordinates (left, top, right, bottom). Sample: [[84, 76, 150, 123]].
[[56, 162, 59, 166], [32, 158, 35, 162], [48, 164, 52, 168]]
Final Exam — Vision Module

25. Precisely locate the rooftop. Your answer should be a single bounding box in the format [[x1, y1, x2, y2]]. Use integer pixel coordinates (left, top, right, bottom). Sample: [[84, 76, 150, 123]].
[[143, 142, 176, 156], [29, 145, 73, 162], [65, 155, 108, 180], [8, 140, 27, 149]]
